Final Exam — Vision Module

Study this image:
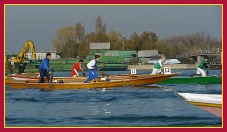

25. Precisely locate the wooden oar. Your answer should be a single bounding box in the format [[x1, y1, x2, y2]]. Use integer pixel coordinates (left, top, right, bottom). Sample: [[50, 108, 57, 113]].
[[48, 70, 54, 90], [82, 72, 86, 77], [40, 70, 54, 92]]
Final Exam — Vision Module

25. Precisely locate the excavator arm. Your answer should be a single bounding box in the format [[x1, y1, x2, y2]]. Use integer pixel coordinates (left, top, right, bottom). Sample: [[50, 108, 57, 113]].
[[11, 40, 36, 63], [10, 40, 36, 73]]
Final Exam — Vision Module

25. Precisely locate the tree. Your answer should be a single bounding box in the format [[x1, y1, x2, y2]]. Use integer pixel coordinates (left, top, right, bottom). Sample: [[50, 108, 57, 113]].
[[128, 32, 140, 51], [52, 15, 221, 60], [52, 22, 87, 58], [107, 31, 122, 50], [52, 26, 76, 58], [75, 22, 86, 58], [140, 31, 158, 50], [159, 32, 222, 58], [95, 16, 108, 42], [96, 16, 106, 34]]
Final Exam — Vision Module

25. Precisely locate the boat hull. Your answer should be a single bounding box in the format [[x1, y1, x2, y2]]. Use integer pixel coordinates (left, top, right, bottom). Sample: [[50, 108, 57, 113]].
[[191, 102, 222, 118], [159, 76, 222, 84], [176, 92, 222, 118], [6, 73, 179, 90], [8, 74, 160, 83]]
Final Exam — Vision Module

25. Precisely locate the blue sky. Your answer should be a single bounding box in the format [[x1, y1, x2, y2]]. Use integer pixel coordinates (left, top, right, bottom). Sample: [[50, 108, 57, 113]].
[[5, 5, 222, 52]]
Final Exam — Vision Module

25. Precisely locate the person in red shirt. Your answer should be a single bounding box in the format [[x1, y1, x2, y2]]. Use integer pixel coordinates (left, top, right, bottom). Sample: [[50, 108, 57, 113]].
[[71, 59, 84, 77]]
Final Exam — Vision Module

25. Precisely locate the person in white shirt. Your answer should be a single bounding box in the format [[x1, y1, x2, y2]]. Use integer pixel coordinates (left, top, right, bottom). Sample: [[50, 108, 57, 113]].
[[84, 55, 100, 83], [151, 56, 166, 74]]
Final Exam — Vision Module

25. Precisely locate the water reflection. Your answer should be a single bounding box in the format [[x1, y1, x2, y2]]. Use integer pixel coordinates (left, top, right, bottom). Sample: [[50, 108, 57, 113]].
[[87, 102, 111, 116]]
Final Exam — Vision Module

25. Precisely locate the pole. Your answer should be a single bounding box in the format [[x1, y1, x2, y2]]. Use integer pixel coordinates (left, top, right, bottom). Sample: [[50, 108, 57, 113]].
[[122, 37, 125, 51], [77, 39, 80, 58]]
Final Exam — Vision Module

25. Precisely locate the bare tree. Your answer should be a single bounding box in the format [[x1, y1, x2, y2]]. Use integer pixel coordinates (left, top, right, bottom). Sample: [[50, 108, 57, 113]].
[[75, 22, 85, 58], [95, 16, 108, 42]]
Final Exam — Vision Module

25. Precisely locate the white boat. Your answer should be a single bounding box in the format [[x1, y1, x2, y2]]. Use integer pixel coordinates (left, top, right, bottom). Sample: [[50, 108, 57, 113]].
[[147, 59, 181, 64], [176, 92, 222, 118]]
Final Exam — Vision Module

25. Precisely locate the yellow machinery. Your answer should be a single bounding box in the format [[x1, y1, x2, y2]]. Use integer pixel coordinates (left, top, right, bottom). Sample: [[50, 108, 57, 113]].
[[11, 40, 36, 63], [11, 40, 36, 73]]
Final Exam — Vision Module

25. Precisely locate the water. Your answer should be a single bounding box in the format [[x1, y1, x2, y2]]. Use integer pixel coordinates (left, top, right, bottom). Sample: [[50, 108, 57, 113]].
[[5, 70, 222, 127]]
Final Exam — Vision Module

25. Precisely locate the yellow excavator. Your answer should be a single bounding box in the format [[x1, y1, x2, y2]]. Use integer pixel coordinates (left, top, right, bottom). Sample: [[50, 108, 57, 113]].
[[11, 40, 36, 73]]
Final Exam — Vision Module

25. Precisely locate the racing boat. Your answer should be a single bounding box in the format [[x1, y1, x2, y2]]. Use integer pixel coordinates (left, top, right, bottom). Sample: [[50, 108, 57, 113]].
[[6, 73, 179, 90], [176, 92, 222, 118], [159, 75, 222, 84]]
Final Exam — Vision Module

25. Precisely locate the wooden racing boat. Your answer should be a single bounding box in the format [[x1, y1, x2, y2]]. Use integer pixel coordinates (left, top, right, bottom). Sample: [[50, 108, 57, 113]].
[[159, 75, 222, 84], [5, 73, 179, 90], [176, 92, 222, 118], [8, 74, 153, 83], [9, 73, 222, 84]]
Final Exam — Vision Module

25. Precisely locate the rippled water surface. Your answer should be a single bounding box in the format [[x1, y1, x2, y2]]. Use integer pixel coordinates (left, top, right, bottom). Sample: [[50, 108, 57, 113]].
[[5, 70, 222, 127]]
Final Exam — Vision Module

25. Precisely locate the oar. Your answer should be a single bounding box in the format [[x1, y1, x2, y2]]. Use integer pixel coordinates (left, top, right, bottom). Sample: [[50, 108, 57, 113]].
[[206, 69, 209, 76], [48, 70, 54, 90], [49, 68, 56, 89], [82, 71, 86, 77], [40, 69, 54, 92], [41, 69, 55, 92], [206, 64, 210, 76]]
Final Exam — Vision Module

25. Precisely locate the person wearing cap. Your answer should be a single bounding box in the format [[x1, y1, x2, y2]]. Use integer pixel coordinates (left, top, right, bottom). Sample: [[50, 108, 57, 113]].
[[71, 59, 84, 77], [151, 56, 166, 74], [39, 52, 51, 83], [84, 55, 100, 83]]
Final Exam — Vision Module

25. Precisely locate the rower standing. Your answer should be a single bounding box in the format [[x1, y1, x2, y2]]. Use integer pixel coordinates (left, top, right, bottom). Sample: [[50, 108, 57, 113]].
[[195, 57, 209, 77], [151, 56, 166, 74], [71, 59, 84, 77], [39, 53, 51, 83], [84, 55, 100, 83]]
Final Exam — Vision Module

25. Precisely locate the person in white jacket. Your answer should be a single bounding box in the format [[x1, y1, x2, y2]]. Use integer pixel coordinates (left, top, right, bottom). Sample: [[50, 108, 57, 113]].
[[84, 55, 100, 83], [151, 56, 166, 74]]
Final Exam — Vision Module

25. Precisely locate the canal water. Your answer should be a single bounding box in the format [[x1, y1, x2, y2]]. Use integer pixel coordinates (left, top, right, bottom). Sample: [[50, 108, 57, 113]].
[[5, 70, 222, 127]]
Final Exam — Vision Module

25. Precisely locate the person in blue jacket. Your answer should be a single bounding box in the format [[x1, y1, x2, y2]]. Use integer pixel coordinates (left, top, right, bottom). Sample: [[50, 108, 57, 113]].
[[39, 53, 51, 83], [84, 55, 100, 83]]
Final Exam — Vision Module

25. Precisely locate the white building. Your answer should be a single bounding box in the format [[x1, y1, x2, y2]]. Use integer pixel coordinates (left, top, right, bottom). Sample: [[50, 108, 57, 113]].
[[138, 50, 159, 57], [26, 51, 60, 60]]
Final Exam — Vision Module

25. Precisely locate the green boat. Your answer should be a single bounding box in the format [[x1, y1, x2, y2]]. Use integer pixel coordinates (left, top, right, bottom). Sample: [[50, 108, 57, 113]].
[[159, 75, 222, 84]]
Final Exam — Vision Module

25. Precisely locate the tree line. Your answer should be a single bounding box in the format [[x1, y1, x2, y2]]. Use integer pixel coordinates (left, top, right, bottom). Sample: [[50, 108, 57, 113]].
[[52, 16, 222, 59]]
